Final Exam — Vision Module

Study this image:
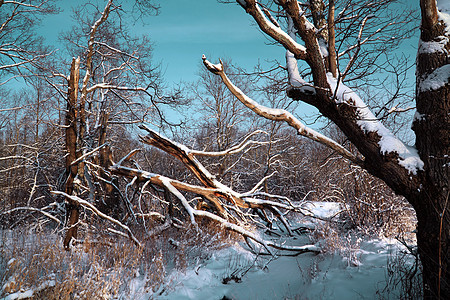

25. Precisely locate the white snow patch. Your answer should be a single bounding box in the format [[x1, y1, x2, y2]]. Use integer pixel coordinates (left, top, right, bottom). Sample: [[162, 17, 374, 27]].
[[327, 73, 424, 174], [418, 36, 449, 54], [2, 280, 56, 300], [302, 201, 343, 219], [285, 51, 316, 94], [413, 111, 426, 122], [419, 64, 450, 91], [318, 38, 329, 57], [6, 258, 16, 267], [285, 17, 316, 94], [2, 290, 34, 300]]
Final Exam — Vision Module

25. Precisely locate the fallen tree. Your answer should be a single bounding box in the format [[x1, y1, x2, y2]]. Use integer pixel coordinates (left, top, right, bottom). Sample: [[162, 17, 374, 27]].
[[108, 124, 320, 255]]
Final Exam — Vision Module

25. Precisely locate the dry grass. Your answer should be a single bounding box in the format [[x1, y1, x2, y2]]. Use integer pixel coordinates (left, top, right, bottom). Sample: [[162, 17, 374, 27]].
[[0, 218, 238, 299]]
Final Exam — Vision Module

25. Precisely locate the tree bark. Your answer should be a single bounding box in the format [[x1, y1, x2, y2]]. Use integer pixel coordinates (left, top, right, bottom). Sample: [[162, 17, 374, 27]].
[[96, 111, 121, 218], [414, 2, 450, 297], [64, 57, 80, 250]]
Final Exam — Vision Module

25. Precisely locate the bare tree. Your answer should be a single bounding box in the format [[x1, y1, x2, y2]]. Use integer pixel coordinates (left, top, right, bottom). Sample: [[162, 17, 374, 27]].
[[202, 0, 449, 298], [0, 0, 57, 86], [50, 0, 171, 249]]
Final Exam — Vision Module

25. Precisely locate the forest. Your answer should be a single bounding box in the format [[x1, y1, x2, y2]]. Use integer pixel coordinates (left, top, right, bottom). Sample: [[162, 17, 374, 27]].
[[0, 0, 449, 299]]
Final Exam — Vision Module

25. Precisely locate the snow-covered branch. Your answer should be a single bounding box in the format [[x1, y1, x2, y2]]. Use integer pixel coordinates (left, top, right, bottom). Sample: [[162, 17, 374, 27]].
[[237, 0, 307, 60], [182, 130, 270, 157], [52, 191, 142, 247], [285, 16, 316, 94], [79, 0, 113, 105], [109, 134, 322, 255], [326, 74, 424, 174], [111, 158, 319, 255], [202, 56, 362, 165]]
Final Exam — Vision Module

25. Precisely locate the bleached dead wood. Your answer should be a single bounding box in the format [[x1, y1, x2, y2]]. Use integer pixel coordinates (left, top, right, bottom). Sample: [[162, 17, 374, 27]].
[[109, 128, 321, 255], [202, 56, 361, 165]]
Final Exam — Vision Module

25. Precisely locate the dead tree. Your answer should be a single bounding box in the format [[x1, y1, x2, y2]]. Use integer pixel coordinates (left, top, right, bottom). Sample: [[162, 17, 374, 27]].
[[109, 124, 320, 255], [63, 57, 80, 249]]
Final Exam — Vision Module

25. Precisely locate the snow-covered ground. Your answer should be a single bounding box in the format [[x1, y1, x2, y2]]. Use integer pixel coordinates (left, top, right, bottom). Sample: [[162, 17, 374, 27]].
[[158, 240, 405, 300], [123, 202, 418, 300], [0, 202, 417, 300]]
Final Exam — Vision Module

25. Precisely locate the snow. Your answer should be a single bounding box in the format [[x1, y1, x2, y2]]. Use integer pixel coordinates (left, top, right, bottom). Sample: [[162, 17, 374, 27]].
[[114, 202, 417, 299], [1, 203, 417, 300], [160, 177, 196, 224], [286, 51, 313, 91], [327, 73, 424, 174], [6, 259, 16, 267], [154, 231, 414, 299], [318, 38, 329, 57], [1, 280, 56, 300], [302, 201, 343, 219], [418, 36, 449, 54], [158, 199, 416, 299], [1, 290, 34, 300], [253, 2, 307, 53], [419, 64, 450, 91], [413, 111, 426, 122], [438, 0, 450, 33], [417, 0, 450, 122], [285, 17, 316, 94]]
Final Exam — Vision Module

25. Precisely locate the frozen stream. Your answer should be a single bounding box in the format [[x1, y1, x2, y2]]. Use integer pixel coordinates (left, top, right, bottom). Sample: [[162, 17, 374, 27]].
[[126, 202, 417, 299]]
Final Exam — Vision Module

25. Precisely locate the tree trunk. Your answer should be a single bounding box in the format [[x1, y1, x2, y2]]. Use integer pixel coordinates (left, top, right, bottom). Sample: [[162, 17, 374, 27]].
[[414, 2, 450, 297], [415, 196, 449, 299], [64, 57, 80, 250], [97, 111, 121, 218]]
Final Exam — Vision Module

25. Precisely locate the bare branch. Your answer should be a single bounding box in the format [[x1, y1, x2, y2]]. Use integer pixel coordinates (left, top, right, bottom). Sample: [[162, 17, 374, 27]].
[[1, 207, 61, 225], [52, 191, 142, 248], [70, 143, 108, 166], [188, 130, 270, 157], [328, 0, 337, 77], [202, 56, 362, 165]]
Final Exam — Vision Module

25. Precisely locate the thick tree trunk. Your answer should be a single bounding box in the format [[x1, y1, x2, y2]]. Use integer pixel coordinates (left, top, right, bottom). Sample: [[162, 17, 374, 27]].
[[415, 195, 449, 299], [414, 2, 450, 297]]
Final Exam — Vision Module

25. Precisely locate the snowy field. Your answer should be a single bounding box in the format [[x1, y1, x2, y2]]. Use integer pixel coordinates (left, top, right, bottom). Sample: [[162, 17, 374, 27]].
[[1, 202, 418, 300], [134, 240, 404, 300]]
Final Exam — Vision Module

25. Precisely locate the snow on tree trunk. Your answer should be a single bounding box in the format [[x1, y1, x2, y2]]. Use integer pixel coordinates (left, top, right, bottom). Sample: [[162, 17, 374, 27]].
[[414, 1, 450, 298]]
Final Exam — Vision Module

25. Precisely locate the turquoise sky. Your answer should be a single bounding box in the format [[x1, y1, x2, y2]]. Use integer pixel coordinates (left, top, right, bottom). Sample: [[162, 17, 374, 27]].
[[41, 0, 419, 86], [143, 1, 285, 83], [42, 0, 285, 84], [39, 0, 420, 133]]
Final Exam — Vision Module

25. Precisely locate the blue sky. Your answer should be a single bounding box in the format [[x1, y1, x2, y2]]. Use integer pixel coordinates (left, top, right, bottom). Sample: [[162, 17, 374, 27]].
[[41, 0, 419, 86], [42, 0, 285, 85], [143, 1, 284, 83], [39, 0, 420, 133]]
